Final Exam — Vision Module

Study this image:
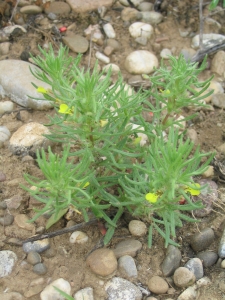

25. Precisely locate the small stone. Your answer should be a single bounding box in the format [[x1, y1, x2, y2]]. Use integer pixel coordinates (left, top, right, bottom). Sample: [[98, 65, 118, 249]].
[[0, 101, 14, 114], [113, 239, 142, 258], [129, 22, 153, 39], [27, 251, 42, 265], [105, 276, 142, 300], [148, 276, 169, 294], [141, 11, 163, 25], [74, 287, 94, 300], [160, 48, 172, 59], [23, 238, 50, 253], [0, 126, 10, 146], [44, 1, 71, 14], [0, 214, 14, 226], [128, 220, 147, 236], [118, 255, 138, 278], [0, 42, 11, 55], [177, 286, 197, 300], [121, 7, 142, 22], [184, 258, 204, 280], [5, 195, 23, 210], [196, 276, 211, 288], [211, 50, 225, 76], [202, 165, 214, 178], [33, 263, 47, 275], [20, 5, 42, 14], [0, 250, 17, 278], [196, 251, 218, 267], [212, 93, 225, 108], [125, 50, 158, 74], [62, 34, 89, 53], [173, 267, 196, 288], [190, 227, 215, 252], [86, 248, 117, 277], [161, 245, 182, 276], [14, 214, 35, 231], [138, 2, 154, 11], [95, 51, 110, 64], [42, 247, 56, 258], [24, 285, 44, 298], [0, 292, 23, 300], [106, 39, 121, 51], [102, 64, 120, 75], [40, 278, 71, 300], [67, 0, 113, 13], [187, 128, 198, 145], [0, 171, 6, 182], [103, 23, 116, 38], [69, 231, 88, 244], [221, 259, 225, 268]]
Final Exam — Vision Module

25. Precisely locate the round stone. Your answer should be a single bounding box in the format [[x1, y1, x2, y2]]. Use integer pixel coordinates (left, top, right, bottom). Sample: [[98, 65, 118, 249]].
[[14, 214, 35, 231], [125, 50, 158, 74], [173, 267, 196, 288], [148, 276, 169, 294], [190, 228, 215, 252], [118, 255, 138, 278], [23, 239, 50, 253], [20, 5, 42, 14], [62, 34, 89, 53], [27, 251, 42, 265], [44, 1, 71, 15], [196, 251, 218, 267], [33, 263, 47, 275], [0, 214, 14, 226], [128, 220, 147, 237], [86, 248, 117, 277], [113, 239, 142, 258], [69, 231, 88, 244], [129, 22, 153, 39], [184, 258, 203, 280]]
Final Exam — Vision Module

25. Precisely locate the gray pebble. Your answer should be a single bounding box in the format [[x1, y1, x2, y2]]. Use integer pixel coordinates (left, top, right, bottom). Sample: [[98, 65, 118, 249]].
[[47, 12, 57, 20], [33, 263, 47, 275], [113, 239, 142, 258], [23, 238, 50, 253], [197, 251, 218, 267], [27, 251, 42, 265], [0, 214, 14, 226], [184, 258, 203, 280], [118, 255, 138, 278], [190, 228, 215, 252], [161, 245, 182, 276]]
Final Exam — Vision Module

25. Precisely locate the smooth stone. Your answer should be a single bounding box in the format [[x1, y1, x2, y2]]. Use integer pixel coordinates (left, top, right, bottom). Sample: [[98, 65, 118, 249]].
[[113, 239, 142, 258], [0, 126, 10, 146], [129, 22, 153, 39], [0, 101, 14, 114], [24, 285, 44, 298], [180, 48, 196, 62], [62, 34, 89, 53], [191, 33, 225, 49], [33, 263, 47, 275], [0, 292, 23, 300], [212, 93, 225, 108], [217, 226, 225, 258], [69, 231, 88, 244], [190, 228, 215, 252], [211, 50, 225, 76], [196, 276, 211, 288], [202, 165, 214, 178], [0, 250, 17, 278], [0, 60, 52, 110], [160, 48, 172, 59], [103, 23, 116, 38], [105, 276, 142, 300], [184, 258, 204, 280], [67, 0, 114, 13], [121, 7, 142, 22], [86, 248, 117, 277], [74, 287, 94, 300], [187, 128, 198, 145], [20, 5, 42, 14], [177, 286, 197, 300], [196, 251, 218, 267], [135, 36, 148, 45], [106, 39, 121, 51], [0, 214, 14, 226], [40, 278, 71, 300], [95, 51, 110, 64], [27, 251, 42, 265], [161, 245, 182, 276], [23, 239, 50, 253], [173, 267, 196, 288], [14, 214, 35, 231], [5, 195, 23, 210], [148, 276, 169, 294], [138, 2, 154, 11], [9, 122, 52, 155], [141, 11, 163, 25], [125, 50, 158, 74], [128, 220, 147, 236], [44, 1, 71, 14], [102, 64, 120, 75], [118, 255, 138, 278]]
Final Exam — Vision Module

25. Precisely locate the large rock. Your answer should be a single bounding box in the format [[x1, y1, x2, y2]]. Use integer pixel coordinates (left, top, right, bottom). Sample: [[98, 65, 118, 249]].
[[0, 60, 53, 110], [66, 0, 113, 13]]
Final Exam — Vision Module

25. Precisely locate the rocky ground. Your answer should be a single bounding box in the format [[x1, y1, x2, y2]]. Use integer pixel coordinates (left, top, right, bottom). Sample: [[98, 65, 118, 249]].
[[1, 0, 225, 299]]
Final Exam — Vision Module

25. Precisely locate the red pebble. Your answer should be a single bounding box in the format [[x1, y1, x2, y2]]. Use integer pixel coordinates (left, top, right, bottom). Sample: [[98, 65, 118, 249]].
[[59, 27, 67, 32]]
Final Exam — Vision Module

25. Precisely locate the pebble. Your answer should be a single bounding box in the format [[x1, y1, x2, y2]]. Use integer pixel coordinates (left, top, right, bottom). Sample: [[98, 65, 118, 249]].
[[20, 5, 42, 14], [74, 287, 94, 300], [212, 93, 225, 108], [0, 250, 17, 278], [105, 276, 142, 300], [23, 238, 50, 253], [69, 231, 88, 244], [177, 285, 197, 300], [113, 239, 142, 258], [44, 1, 71, 14], [102, 63, 120, 75], [0, 171, 6, 182], [180, 48, 196, 62], [0, 126, 10, 147], [27, 251, 42, 265], [218, 226, 225, 258], [33, 262, 47, 275], [0, 100, 14, 114], [103, 23, 116, 38], [67, 0, 114, 13], [190, 227, 215, 252], [0, 60, 52, 110], [14, 214, 35, 231], [160, 48, 172, 59], [118, 255, 138, 278], [0, 214, 14, 226], [148, 276, 169, 294], [24, 285, 44, 298], [161, 245, 182, 276], [62, 34, 89, 53], [173, 267, 196, 288], [187, 128, 198, 145], [0, 292, 23, 300], [211, 50, 225, 76], [196, 251, 218, 267], [86, 248, 117, 277], [191, 33, 225, 49], [121, 7, 142, 22], [125, 50, 158, 74], [129, 22, 153, 39], [184, 258, 204, 280], [141, 11, 163, 25], [106, 39, 121, 51], [40, 278, 71, 300], [84, 24, 104, 45], [138, 2, 154, 11], [128, 220, 147, 236], [9, 122, 52, 155], [95, 51, 110, 63]]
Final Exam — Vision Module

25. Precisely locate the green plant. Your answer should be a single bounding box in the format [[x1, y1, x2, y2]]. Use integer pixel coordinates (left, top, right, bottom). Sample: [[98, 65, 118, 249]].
[[209, 0, 225, 10], [22, 44, 214, 247], [53, 286, 74, 300]]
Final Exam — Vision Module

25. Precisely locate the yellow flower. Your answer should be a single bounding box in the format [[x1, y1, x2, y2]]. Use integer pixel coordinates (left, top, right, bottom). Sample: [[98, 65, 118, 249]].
[[184, 183, 201, 196], [145, 192, 159, 203], [58, 104, 74, 115], [100, 119, 108, 127], [160, 89, 171, 95], [37, 87, 48, 94], [77, 181, 90, 189]]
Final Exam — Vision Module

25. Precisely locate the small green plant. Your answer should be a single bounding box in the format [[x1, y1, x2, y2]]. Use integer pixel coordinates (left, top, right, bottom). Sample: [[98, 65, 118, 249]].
[[23, 44, 214, 247], [209, 0, 225, 10]]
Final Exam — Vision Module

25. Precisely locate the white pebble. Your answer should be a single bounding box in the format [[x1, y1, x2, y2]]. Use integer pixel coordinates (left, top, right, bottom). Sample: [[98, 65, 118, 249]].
[[95, 51, 110, 64], [103, 23, 116, 39], [0, 100, 14, 114], [70, 231, 88, 244], [129, 22, 153, 39], [103, 64, 120, 75], [129, 220, 147, 236], [0, 126, 11, 147], [125, 50, 158, 75], [160, 48, 172, 59], [221, 259, 225, 268], [0, 250, 17, 278], [40, 278, 71, 300]]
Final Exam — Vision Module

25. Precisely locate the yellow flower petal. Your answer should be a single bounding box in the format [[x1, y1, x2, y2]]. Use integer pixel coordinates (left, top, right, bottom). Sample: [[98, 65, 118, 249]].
[[133, 137, 142, 145], [37, 87, 48, 94], [58, 104, 73, 115], [100, 119, 108, 127], [145, 193, 159, 203], [184, 183, 201, 196], [83, 182, 90, 189]]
